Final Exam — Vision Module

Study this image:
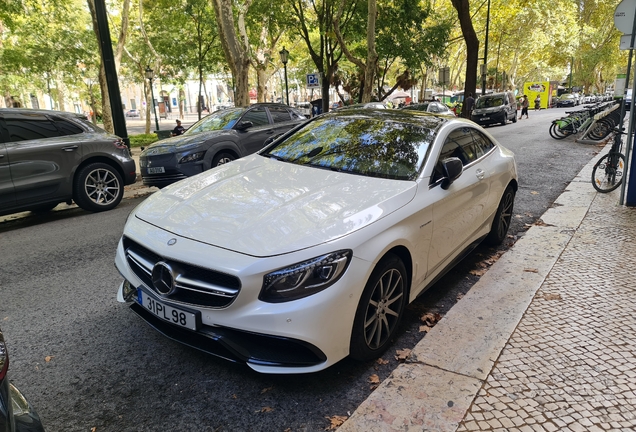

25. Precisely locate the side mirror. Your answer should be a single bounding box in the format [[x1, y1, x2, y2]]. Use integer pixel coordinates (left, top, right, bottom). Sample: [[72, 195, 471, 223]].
[[235, 120, 254, 131], [440, 157, 463, 190]]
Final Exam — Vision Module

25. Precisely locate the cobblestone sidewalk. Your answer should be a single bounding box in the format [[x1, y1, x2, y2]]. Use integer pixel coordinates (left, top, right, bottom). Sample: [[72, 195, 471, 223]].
[[456, 190, 636, 432]]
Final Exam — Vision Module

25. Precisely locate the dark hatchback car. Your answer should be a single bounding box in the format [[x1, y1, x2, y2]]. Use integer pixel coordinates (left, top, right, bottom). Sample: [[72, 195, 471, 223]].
[[556, 94, 577, 108], [0, 109, 136, 217], [140, 103, 306, 188], [1, 328, 46, 432]]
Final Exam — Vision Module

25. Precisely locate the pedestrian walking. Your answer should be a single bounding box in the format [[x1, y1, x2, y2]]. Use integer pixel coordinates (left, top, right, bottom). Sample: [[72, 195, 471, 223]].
[[464, 93, 475, 118], [519, 95, 529, 119], [534, 95, 541, 111]]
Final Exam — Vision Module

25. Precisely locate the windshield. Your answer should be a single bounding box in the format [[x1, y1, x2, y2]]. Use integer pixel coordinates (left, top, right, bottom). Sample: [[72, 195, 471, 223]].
[[184, 108, 243, 135], [475, 96, 504, 108], [261, 114, 435, 180]]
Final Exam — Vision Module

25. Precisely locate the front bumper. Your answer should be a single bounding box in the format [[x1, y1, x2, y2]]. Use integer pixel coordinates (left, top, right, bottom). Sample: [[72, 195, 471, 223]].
[[471, 110, 505, 126], [140, 153, 205, 188], [114, 220, 371, 374]]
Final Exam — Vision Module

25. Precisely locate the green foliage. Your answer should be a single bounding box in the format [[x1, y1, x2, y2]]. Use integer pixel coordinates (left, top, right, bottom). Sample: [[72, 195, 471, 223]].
[[129, 133, 159, 147]]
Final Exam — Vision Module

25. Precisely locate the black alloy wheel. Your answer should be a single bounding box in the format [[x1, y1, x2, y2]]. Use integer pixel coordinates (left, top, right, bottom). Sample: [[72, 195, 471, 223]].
[[485, 185, 515, 246]]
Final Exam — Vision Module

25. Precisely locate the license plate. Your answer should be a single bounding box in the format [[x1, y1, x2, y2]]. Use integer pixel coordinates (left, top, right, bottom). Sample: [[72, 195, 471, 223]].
[[480, 117, 490, 120], [147, 166, 165, 174], [138, 289, 198, 330]]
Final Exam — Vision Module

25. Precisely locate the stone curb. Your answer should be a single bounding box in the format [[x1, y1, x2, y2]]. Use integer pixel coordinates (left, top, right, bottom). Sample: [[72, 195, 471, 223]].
[[337, 145, 612, 431]]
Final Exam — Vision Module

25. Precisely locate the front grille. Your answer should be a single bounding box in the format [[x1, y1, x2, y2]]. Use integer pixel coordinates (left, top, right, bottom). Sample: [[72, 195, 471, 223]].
[[123, 237, 241, 308]]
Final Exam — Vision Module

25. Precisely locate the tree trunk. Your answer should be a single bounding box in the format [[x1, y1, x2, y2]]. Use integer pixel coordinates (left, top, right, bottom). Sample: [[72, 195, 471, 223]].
[[451, 0, 479, 118], [212, 0, 252, 107]]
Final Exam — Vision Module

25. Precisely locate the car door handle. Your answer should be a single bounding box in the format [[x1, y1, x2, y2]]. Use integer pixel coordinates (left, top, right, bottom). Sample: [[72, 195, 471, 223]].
[[62, 145, 79, 152], [475, 168, 485, 180]]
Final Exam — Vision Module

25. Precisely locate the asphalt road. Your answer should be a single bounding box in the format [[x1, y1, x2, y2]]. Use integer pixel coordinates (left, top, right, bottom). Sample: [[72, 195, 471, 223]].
[[0, 107, 602, 432]]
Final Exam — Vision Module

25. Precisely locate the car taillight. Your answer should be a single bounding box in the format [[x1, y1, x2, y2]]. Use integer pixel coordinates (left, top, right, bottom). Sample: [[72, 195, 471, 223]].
[[0, 332, 8, 381], [113, 139, 127, 150]]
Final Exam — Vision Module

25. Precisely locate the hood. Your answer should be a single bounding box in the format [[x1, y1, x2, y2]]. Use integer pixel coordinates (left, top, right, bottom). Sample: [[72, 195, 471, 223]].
[[133, 154, 417, 257], [141, 130, 235, 155]]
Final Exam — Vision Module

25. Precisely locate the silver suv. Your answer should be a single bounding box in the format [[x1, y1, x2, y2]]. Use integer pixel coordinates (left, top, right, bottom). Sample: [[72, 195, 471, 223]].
[[0, 109, 137, 216]]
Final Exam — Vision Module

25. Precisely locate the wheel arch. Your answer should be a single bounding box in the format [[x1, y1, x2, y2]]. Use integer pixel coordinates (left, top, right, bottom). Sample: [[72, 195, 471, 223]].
[[206, 141, 241, 165]]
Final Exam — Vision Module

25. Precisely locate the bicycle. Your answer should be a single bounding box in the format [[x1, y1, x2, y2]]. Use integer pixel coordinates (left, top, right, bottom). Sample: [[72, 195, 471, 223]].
[[591, 127, 627, 193]]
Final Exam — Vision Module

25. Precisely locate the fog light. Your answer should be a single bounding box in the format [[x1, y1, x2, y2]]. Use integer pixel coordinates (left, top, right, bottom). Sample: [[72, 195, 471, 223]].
[[122, 280, 136, 302]]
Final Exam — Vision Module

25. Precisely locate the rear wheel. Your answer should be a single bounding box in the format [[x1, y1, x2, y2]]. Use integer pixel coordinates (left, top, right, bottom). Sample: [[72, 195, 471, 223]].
[[591, 153, 625, 193], [350, 254, 407, 361], [485, 185, 515, 246], [73, 162, 123, 212]]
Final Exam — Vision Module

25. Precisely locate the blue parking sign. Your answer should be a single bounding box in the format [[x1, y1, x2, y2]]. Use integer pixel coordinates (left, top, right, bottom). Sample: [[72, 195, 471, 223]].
[[306, 73, 320, 88]]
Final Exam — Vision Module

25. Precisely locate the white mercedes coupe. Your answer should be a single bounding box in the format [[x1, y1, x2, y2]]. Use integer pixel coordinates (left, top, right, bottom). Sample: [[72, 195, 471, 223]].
[[115, 108, 517, 374]]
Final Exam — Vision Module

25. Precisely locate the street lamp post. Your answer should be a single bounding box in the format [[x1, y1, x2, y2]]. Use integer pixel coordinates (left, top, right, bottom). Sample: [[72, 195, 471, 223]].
[[145, 66, 160, 132], [482, 0, 491, 95], [279, 47, 289, 106]]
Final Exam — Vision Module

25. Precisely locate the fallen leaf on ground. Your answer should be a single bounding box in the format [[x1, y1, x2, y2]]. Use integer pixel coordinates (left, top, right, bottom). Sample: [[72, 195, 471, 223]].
[[542, 293, 562, 300], [469, 268, 487, 276], [523, 268, 538, 273], [419, 325, 431, 333], [376, 358, 389, 365], [325, 415, 348, 430], [45, 356, 54, 362], [369, 374, 380, 384], [531, 191, 539, 195], [456, 293, 464, 300], [231, 394, 237, 399], [91, 428, 96, 432], [257, 406, 274, 413], [260, 386, 273, 394], [420, 312, 442, 326], [395, 348, 411, 361]]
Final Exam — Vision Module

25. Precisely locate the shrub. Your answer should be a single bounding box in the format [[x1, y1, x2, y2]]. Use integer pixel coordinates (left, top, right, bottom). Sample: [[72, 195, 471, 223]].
[[129, 133, 159, 147]]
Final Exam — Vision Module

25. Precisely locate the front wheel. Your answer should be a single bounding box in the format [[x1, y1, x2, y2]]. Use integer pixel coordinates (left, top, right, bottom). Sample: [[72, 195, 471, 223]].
[[73, 162, 123, 212], [350, 254, 407, 361], [212, 152, 236, 167], [591, 153, 625, 193], [485, 185, 515, 246]]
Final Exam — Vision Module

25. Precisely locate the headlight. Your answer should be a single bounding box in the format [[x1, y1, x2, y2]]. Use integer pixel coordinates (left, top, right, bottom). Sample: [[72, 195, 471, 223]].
[[179, 151, 205, 164], [259, 250, 352, 303]]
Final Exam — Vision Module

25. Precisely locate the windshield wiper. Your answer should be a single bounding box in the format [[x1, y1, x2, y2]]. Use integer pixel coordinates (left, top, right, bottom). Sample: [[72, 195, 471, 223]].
[[261, 153, 286, 161]]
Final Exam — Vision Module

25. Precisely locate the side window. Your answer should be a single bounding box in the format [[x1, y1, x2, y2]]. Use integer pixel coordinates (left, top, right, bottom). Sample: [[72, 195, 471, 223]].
[[269, 107, 292, 123], [51, 117, 84, 136], [470, 129, 495, 156], [240, 108, 269, 127], [3, 114, 60, 142], [443, 127, 478, 165]]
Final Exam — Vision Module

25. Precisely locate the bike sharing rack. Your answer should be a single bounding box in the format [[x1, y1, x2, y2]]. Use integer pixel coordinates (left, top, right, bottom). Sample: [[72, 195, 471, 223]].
[[576, 102, 621, 144]]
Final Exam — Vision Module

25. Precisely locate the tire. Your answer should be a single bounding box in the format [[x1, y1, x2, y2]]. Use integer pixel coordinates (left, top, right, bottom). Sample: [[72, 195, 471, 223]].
[[73, 162, 123, 212], [485, 185, 515, 246], [588, 119, 613, 140], [549, 122, 570, 140], [591, 153, 625, 193], [212, 152, 236, 167], [350, 253, 407, 361], [512, 114, 517, 123]]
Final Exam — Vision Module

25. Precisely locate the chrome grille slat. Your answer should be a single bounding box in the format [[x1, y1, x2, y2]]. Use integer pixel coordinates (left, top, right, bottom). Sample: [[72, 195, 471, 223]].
[[122, 237, 241, 308], [126, 250, 153, 276], [175, 275, 238, 296]]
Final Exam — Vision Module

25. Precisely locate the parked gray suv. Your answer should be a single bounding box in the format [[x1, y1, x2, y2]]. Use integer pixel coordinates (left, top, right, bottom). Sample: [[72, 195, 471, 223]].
[[0, 109, 137, 217]]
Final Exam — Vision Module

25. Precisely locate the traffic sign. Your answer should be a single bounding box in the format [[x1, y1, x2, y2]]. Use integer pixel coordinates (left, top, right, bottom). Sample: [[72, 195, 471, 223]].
[[306, 73, 320, 88], [615, 0, 636, 34]]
